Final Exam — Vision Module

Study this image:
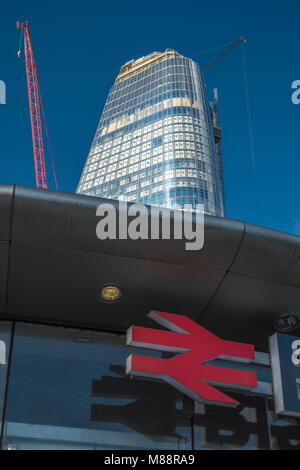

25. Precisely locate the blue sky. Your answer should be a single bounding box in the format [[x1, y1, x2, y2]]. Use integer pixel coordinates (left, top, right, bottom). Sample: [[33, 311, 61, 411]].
[[0, 0, 299, 234]]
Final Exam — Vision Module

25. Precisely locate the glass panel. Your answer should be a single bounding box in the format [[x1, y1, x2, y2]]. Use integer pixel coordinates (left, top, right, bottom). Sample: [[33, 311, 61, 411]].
[[193, 393, 271, 450], [2, 323, 192, 450], [0, 321, 13, 439], [267, 400, 300, 449]]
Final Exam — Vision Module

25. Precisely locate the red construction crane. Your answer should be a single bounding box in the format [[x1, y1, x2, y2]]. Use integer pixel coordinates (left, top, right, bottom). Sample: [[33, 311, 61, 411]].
[[16, 21, 58, 190]]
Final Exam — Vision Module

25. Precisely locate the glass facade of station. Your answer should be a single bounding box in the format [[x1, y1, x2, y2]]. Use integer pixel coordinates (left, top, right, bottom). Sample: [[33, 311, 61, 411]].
[[0, 320, 299, 450], [77, 51, 225, 216]]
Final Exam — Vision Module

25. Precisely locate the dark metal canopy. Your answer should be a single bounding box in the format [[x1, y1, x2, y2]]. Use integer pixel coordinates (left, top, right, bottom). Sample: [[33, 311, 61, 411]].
[[1, 184, 300, 350]]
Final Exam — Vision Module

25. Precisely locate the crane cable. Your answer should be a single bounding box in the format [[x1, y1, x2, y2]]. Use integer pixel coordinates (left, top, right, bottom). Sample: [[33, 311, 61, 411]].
[[241, 43, 256, 173], [241, 41, 261, 223], [17, 28, 23, 58], [191, 40, 236, 59], [37, 84, 59, 191]]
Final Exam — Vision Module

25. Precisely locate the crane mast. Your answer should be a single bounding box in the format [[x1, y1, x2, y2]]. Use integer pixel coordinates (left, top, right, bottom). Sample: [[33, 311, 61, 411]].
[[202, 37, 246, 216], [17, 21, 47, 189]]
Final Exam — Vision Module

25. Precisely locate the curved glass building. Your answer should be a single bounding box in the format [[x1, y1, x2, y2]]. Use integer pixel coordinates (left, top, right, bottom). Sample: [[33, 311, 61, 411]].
[[77, 50, 225, 216]]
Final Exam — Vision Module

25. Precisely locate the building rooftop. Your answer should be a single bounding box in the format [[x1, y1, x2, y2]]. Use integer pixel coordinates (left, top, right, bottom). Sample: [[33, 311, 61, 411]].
[[115, 49, 184, 83]]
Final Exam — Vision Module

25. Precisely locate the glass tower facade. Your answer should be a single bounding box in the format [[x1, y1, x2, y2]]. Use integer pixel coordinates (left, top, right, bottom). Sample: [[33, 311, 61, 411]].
[[77, 50, 225, 216]]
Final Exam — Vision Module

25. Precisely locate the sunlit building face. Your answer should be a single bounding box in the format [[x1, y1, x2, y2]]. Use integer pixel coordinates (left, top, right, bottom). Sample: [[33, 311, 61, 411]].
[[77, 50, 225, 216]]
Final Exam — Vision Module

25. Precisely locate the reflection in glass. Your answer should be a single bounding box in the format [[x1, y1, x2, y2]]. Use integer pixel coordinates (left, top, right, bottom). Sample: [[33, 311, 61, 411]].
[[268, 401, 300, 450], [0, 321, 12, 438], [2, 321, 300, 450], [2, 323, 192, 450], [193, 393, 271, 450]]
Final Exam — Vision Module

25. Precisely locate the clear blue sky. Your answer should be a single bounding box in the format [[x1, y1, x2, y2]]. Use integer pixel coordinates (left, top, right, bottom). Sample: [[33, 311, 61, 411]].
[[0, 0, 299, 234]]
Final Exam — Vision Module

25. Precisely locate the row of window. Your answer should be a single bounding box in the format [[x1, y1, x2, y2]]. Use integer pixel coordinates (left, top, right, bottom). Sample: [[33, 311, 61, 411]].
[[105, 187, 210, 198], [112, 59, 195, 94], [102, 87, 202, 121], [96, 129, 207, 156], [83, 154, 209, 178], [84, 141, 211, 177], [79, 173, 213, 194], [87, 187, 219, 215], [94, 169, 212, 190], [106, 77, 197, 112], [97, 105, 210, 144], [82, 113, 213, 179], [95, 114, 206, 144], [96, 124, 205, 152], [82, 155, 211, 181], [100, 187, 212, 204], [108, 75, 196, 103], [103, 81, 203, 113], [105, 174, 213, 192], [92, 132, 205, 161], [80, 152, 213, 187]]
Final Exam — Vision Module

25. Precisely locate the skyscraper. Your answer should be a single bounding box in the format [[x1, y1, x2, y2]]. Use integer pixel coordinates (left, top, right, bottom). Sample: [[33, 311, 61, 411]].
[[77, 49, 225, 216]]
